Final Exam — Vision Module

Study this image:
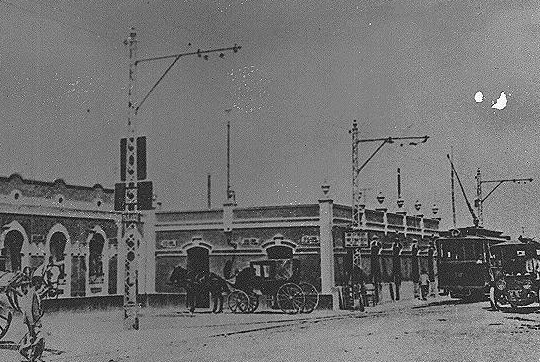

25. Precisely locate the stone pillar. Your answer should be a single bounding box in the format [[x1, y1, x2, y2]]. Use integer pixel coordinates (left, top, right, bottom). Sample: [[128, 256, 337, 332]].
[[318, 184, 337, 309], [319, 192, 334, 294]]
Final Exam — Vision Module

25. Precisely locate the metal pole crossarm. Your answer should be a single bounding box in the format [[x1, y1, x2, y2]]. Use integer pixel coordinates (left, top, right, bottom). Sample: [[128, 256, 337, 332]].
[[356, 140, 388, 176], [134, 44, 242, 114], [481, 178, 533, 184], [135, 45, 241, 64], [481, 178, 533, 203], [356, 135, 429, 144], [356, 135, 429, 176]]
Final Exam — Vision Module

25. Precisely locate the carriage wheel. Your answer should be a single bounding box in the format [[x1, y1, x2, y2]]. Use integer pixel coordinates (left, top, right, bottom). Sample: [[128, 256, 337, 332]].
[[299, 282, 319, 313], [276, 283, 305, 315], [228, 290, 250, 313], [0, 309, 12, 340], [247, 293, 259, 313]]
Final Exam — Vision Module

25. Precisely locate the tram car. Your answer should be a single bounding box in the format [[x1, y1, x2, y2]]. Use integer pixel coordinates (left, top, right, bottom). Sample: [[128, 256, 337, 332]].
[[488, 238, 540, 310], [436, 226, 510, 300]]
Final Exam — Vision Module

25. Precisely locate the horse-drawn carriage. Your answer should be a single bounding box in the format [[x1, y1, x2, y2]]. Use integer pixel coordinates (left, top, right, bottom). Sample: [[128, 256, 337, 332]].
[[226, 258, 319, 314]]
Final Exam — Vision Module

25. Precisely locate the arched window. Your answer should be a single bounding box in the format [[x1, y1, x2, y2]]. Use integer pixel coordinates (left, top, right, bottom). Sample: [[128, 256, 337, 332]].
[[1, 230, 24, 272], [50, 232, 67, 263], [89, 234, 105, 284]]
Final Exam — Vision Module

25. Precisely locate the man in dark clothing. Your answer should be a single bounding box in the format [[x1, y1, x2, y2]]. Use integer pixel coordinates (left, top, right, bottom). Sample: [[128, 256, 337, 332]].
[[411, 241, 420, 299], [391, 241, 402, 301], [370, 236, 381, 304], [351, 265, 368, 310]]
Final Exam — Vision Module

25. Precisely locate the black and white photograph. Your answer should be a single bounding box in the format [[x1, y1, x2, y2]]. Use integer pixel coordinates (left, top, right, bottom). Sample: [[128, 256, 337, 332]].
[[0, 0, 539, 361]]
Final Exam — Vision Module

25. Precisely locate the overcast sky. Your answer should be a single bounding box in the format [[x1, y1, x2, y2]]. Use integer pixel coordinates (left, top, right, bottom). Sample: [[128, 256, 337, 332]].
[[0, 0, 539, 238]]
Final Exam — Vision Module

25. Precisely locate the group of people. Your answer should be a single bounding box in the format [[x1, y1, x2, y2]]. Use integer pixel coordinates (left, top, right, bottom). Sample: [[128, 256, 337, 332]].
[[349, 235, 437, 307]]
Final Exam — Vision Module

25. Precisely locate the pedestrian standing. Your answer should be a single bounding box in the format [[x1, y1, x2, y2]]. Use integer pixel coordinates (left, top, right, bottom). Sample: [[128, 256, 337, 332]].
[[370, 236, 381, 304], [392, 241, 402, 301], [428, 241, 437, 298], [411, 241, 420, 299], [420, 268, 429, 301]]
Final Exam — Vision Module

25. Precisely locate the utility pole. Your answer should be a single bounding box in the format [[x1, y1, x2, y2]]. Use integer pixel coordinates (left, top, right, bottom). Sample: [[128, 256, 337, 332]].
[[207, 173, 212, 209], [346, 120, 428, 268], [226, 119, 235, 203], [122, 28, 141, 331], [119, 28, 241, 330], [475, 168, 532, 227]]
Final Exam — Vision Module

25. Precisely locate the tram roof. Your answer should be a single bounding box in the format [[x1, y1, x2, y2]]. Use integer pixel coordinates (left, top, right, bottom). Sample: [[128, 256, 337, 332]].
[[491, 239, 540, 249], [438, 226, 511, 241]]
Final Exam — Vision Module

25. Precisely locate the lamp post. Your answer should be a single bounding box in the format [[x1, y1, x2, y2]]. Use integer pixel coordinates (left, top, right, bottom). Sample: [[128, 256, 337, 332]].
[[119, 28, 241, 330]]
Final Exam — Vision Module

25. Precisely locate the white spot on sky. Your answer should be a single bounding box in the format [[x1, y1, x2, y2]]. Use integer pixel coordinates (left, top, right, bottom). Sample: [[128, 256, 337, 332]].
[[491, 91, 507, 110], [474, 91, 483, 103], [229, 65, 269, 113]]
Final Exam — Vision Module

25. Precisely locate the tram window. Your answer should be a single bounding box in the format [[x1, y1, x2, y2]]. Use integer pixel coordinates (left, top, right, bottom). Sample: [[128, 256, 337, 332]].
[[477, 243, 486, 261], [442, 243, 464, 260]]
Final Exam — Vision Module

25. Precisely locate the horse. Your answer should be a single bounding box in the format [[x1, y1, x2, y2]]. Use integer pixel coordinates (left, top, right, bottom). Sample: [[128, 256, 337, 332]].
[[169, 266, 229, 313]]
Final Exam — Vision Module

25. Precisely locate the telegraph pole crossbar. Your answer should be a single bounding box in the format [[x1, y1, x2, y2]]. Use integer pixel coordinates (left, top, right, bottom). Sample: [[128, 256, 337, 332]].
[[475, 168, 533, 226], [121, 28, 241, 330], [348, 120, 428, 268]]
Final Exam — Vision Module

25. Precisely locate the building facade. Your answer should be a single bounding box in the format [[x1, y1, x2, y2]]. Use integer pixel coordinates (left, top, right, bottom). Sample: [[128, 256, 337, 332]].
[[0, 174, 439, 308], [0, 174, 125, 298], [154, 192, 440, 303]]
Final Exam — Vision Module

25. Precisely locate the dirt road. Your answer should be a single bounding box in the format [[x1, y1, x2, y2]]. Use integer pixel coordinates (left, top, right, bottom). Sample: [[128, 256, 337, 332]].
[[1, 297, 539, 361]]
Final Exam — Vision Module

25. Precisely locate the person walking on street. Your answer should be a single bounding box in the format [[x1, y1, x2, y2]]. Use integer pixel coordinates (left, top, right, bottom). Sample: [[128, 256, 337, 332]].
[[420, 268, 429, 301]]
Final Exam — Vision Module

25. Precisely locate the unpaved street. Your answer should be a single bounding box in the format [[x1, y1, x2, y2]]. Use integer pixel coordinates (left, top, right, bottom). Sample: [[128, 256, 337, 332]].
[[1, 297, 540, 361]]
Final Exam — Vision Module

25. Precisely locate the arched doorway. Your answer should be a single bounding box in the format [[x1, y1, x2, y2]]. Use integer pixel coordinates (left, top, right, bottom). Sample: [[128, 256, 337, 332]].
[[49, 232, 69, 297], [186, 247, 209, 307], [1, 230, 24, 272], [88, 233, 105, 295], [267, 245, 293, 259]]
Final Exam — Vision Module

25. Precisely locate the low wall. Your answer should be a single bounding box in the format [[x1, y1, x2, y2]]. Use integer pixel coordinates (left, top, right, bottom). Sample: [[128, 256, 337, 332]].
[[42, 294, 185, 313], [41, 292, 336, 312]]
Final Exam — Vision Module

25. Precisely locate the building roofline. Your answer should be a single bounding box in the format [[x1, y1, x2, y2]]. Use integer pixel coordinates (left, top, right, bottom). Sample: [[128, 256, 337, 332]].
[[3, 173, 114, 194]]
